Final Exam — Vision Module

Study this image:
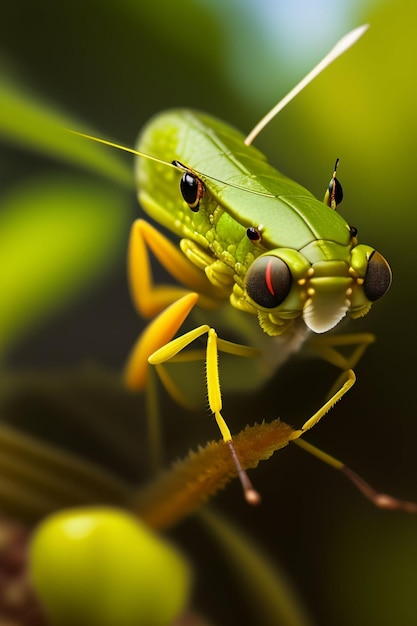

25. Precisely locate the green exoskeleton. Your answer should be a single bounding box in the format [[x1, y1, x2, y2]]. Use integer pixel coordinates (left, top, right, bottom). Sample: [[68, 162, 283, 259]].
[[74, 26, 416, 511]]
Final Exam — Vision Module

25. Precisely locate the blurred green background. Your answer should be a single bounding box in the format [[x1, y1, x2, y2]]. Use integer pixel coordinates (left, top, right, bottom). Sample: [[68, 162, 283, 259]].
[[1, 1, 417, 625]]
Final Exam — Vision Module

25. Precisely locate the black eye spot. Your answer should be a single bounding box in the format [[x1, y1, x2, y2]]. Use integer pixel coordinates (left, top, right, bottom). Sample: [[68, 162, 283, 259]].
[[350, 226, 358, 237], [246, 227, 262, 242], [179, 171, 204, 212], [364, 251, 392, 301], [326, 176, 343, 208], [325, 159, 344, 209], [246, 255, 292, 308]]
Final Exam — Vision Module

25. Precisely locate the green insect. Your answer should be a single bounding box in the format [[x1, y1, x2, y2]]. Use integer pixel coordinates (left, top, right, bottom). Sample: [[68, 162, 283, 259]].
[[74, 26, 416, 511]]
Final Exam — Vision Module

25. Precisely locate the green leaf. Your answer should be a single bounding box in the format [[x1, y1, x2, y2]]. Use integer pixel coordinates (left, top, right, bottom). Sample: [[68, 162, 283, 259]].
[[0, 77, 133, 187], [0, 175, 132, 355]]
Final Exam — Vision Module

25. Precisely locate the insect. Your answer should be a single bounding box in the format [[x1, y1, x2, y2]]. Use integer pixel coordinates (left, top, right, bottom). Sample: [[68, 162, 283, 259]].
[[74, 26, 416, 511]]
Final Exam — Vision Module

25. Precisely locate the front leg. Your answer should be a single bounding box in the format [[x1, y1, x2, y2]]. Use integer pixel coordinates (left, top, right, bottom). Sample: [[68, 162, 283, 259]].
[[149, 325, 261, 504], [128, 219, 222, 319], [124, 293, 200, 390]]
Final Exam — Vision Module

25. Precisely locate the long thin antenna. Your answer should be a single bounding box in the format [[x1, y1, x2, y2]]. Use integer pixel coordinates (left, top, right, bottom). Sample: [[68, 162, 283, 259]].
[[68, 129, 278, 198], [67, 129, 180, 170], [244, 24, 369, 146]]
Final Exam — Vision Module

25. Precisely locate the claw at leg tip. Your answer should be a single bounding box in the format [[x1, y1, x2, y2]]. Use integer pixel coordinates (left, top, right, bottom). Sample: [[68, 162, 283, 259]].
[[245, 488, 262, 506]]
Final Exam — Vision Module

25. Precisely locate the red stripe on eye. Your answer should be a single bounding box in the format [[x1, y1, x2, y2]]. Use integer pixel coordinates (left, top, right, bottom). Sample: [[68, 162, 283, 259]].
[[265, 259, 275, 295]]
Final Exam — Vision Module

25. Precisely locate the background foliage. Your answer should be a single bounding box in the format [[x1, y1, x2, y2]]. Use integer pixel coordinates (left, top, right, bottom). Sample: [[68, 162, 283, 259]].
[[1, 1, 417, 625]]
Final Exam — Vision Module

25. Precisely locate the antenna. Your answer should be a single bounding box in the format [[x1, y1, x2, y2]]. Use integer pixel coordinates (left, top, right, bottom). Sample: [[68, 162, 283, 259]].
[[245, 24, 369, 146]]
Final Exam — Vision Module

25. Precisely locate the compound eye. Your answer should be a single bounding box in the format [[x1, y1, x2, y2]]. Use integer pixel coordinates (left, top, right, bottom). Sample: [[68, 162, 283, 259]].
[[179, 171, 204, 212], [364, 250, 392, 301], [245, 255, 292, 308]]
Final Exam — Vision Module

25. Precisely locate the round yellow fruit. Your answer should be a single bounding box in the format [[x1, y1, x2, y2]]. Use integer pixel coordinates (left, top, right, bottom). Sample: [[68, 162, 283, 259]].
[[29, 507, 191, 626]]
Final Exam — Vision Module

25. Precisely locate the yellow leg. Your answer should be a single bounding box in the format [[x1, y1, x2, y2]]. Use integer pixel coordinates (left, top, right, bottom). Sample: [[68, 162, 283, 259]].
[[148, 321, 261, 504], [128, 219, 223, 318], [149, 324, 257, 439], [125, 272, 258, 441], [291, 437, 417, 513], [124, 292, 200, 390], [205, 329, 261, 504], [149, 324, 210, 363], [288, 339, 417, 513], [296, 368, 356, 434], [152, 336, 260, 412], [206, 329, 232, 442]]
